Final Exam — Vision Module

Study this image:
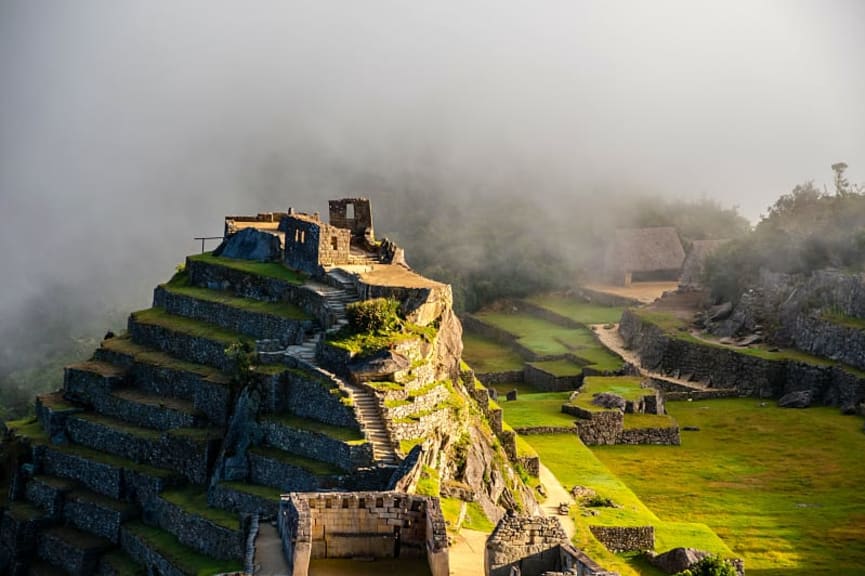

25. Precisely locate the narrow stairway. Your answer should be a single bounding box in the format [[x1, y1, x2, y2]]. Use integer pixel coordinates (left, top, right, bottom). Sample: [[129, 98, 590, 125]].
[[283, 268, 399, 465]]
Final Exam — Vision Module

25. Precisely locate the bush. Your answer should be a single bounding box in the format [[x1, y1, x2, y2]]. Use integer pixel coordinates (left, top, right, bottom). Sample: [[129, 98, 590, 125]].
[[674, 555, 738, 576], [346, 298, 402, 333]]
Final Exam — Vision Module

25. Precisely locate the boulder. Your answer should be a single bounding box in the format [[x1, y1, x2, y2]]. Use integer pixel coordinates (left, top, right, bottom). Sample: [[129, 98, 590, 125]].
[[592, 392, 626, 411], [708, 301, 734, 322], [347, 350, 410, 383], [777, 389, 814, 409], [646, 547, 710, 574], [213, 227, 282, 262]]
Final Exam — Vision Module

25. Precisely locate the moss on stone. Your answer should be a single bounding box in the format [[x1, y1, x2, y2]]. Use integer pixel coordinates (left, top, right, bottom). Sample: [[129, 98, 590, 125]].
[[160, 486, 240, 530], [124, 522, 243, 576], [131, 308, 254, 347], [249, 445, 343, 476], [188, 252, 305, 284]]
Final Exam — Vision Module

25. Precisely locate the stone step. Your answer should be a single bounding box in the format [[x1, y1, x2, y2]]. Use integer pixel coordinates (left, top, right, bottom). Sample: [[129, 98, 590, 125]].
[[121, 521, 244, 576], [153, 283, 312, 346], [2, 502, 49, 559], [93, 335, 232, 427], [63, 487, 139, 544], [25, 475, 76, 519], [36, 526, 113, 576], [127, 307, 250, 372], [257, 416, 373, 470], [93, 388, 200, 431], [154, 488, 244, 561], [63, 361, 128, 404], [40, 443, 182, 502], [248, 446, 345, 492]]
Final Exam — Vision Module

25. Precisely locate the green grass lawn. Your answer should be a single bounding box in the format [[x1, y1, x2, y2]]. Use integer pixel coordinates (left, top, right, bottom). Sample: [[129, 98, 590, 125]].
[[591, 399, 865, 576], [461, 331, 526, 373], [525, 295, 624, 325], [188, 252, 305, 284], [571, 346, 626, 373], [529, 358, 584, 377], [473, 312, 596, 357], [568, 376, 648, 413], [499, 391, 576, 429], [526, 433, 731, 576]]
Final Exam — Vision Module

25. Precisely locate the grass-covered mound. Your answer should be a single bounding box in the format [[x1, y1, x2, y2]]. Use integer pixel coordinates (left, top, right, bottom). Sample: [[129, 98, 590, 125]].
[[592, 399, 865, 576], [325, 298, 437, 356]]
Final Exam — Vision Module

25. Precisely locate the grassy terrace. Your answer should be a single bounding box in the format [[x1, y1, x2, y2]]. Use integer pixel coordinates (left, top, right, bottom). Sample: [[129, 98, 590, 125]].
[[164, 272, 310, 320], [265, 414, 364, 444], [219, 480, 282, 501], [325, 322, 437, 356], [124, 522, 242, 576], [161, 486, 240, 530], [525, 295, 625, 325], [822, 310, 865, 330], [188, 252, 305, 284], [473, 311, 596, 357], [250, 445, 343, 476], [593, 399, 865, 576], [567, 376, 648, 413], [499, 391, 577, 429], [461, 331, 526, 373], [131, 307, 253, 346], [634, 308, 865, 376], [525, 433, 731, 576], [529, 358, 583, 377], [99, 550, 145, 576], [99, 335, 228, 383]]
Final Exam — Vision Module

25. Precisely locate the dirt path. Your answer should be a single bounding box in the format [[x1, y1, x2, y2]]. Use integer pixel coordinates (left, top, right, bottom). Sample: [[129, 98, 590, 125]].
[[591, 323, 711, 392], [447, 529, 488, 576], [538, 463, 577, 540], [584, 282, 678, 304], [254, 522, 291, 576]]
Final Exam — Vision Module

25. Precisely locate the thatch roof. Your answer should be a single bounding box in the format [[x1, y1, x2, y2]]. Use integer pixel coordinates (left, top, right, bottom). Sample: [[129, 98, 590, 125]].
[[679, 239, 729, 286], [605, 227, 685, 273]]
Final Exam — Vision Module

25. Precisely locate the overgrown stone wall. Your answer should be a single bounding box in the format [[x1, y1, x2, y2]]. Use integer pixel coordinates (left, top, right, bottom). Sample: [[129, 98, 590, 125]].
[[128, 318, 234, 372], [477, 370, 525, 386], [153, 496, 244, 560], [620, 309, 865, 410], [262, 368, 359, 429], [208, 483, 280, 519], [154, 286, 313, 346], [574, 411, 623, 446], [589, 526, 654, 553]]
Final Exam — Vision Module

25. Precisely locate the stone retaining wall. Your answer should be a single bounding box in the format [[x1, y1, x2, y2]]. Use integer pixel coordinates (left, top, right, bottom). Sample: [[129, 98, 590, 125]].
[[249, 450, 333, 492], [63, 493, 133, 544], [208, 483, 280, 519], [617, 426, 680, 445], [620, 309, 865, 409], [128, 318, 235, 372], [258, 420, 373, 471], [263, 369, 359, 429], [154, 286, 313, 346], [588, 525, 654, 552], [390, 406, 455, 442], [186, 257, 335, 328], [525, 364, 583, 392], [154, 496, 244, 560], [476, 370, 525, 387], [120, 527, 186, 576], [575, 411, 624, 446]]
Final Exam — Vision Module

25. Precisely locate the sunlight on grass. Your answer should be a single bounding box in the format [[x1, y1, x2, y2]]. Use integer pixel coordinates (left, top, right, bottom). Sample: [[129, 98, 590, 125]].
[[525, 295, 624, 325], [461, 331, 526, 373]]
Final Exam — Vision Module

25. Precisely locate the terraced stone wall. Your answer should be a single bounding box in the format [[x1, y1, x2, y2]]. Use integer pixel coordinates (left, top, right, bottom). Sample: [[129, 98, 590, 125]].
[[153, 497, 244, 561], [620, 309, 865, 409], [263, 369, 359, 429], [588, 525, 654, 553], [154, 286, 313, 346], [524, 364, 583, 391]]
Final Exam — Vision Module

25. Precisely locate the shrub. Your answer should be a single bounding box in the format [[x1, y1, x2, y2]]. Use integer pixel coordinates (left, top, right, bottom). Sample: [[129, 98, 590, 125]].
[[346, 298, 402, 333], [674, 555, 738, 576]]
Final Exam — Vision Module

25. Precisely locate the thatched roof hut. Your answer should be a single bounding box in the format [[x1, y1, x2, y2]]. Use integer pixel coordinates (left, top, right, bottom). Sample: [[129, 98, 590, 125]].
[[605, 227, 685, 285]]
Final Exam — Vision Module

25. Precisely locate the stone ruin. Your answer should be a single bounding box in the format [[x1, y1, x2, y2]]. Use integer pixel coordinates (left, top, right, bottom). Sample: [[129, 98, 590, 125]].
[[485, 514, 618, 576]]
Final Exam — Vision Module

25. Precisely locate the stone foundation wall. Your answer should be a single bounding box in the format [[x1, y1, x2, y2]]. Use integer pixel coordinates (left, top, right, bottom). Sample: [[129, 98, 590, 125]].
[[486, 515, 569, 576], [574, 411, 623, 446], [384, 384, 450, 421], [390, 406, 455, 442], [208, 483, 280, 518], [263, 369, 359, 429], [63, 493, 132, 544], [128, 318, 234, 372], [258, 420, 373, 471], [525, 364, 583, 392], [40, 447, 123, 500], [280, 491, 448, 575], [249, 451, 331, 492], [63, 365, 123, 405], [617, 426, 680, 445], [476, 370, 525, 387], [37, 528, 105, 576], [153, 496, 244, 560], [588, 525, 654, 552], [154, 286, 313, 346], [121, 527, 186, 576]]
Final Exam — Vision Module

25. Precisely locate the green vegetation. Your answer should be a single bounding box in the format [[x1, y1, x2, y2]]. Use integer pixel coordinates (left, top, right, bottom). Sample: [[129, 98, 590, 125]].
[[439, 497, 463, 531], [593, 399, 865, 575], [161, 486, 240, 530], [823, 310, 865, 330], [98, 550, 145, 576], [5, 417, 50, 443], [462, 501, 495, 532], [525, 433, 731, 576], [416, 465, 441, 497], [529, 358, 583, 377], [473, 312, 595, 357], [567, 376, 648, 413], [131, 307, 253, 347], [250, 445, 344, 476], [570, 346, 626, 373], [99, 335, 228, 383], [188, 252, 305, 284], [164, 272, 310, 319], [399, 437, 424, 454], [124, 522, 243, 576], [497, 391, 576, 428], [525, 296, 624, 325], [264, 414, 364, 443], [346, 298, 401, 333], [673, 555, 738, 576], [461, 331, 526, 373], [326, 320, 436, 357]]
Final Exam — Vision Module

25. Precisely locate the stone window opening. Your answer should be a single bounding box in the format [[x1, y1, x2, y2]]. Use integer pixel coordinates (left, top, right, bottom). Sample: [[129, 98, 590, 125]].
[[331, 235, 339, 250], [346, 202, 355, 219]]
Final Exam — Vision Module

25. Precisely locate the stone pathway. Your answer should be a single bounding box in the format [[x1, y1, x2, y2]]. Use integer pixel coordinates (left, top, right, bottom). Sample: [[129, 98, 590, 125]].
[[254, 523, 290, 576], [592, 323, 712, 392], [447, 529, 488, 576], [538, 463, 577, 540]]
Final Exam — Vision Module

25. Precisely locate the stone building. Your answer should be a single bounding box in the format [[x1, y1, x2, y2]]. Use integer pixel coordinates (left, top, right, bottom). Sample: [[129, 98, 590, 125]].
[[604, 227, 686, 286]]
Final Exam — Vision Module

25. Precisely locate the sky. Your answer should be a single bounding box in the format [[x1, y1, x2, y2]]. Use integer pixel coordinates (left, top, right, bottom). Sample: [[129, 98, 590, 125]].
[[0, 0, 863, 327]]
